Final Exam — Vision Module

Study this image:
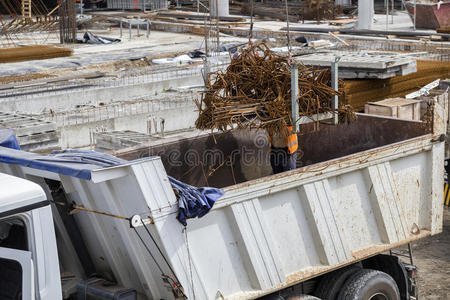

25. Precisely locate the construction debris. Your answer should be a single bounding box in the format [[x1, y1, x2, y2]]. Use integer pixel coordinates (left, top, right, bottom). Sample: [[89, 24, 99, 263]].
[[77, 31, 121, 44], [0, 45, 73, 63], [195, 43, 351, 137]]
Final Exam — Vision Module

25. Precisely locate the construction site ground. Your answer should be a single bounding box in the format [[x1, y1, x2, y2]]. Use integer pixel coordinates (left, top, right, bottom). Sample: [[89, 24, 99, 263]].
[[0, 29, 247, 78], [2, 10, 447, 79], [412, 208, 450, 299]]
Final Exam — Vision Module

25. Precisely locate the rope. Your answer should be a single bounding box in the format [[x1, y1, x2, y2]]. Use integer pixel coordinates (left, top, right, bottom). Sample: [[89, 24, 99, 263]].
[[68, 203, 186, 298], [141, 221, 187, 299], [69, 204, 129, 220], [132, 228, 186, 298], [133, 227, 165, 274]]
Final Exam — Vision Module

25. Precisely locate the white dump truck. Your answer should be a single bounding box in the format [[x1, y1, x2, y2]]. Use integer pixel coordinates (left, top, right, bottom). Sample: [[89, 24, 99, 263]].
[[0, 99, 446, 300]]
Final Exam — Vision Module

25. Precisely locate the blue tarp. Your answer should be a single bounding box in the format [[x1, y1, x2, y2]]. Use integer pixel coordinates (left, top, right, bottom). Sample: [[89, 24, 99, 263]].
[[0, 147, 113, 180], [0, 129, 20, 150], [0, 130, 223, 225], [170, 177, 224, 226]]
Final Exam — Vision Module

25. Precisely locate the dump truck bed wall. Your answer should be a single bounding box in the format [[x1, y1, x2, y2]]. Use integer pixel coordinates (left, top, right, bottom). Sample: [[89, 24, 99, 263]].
[[114, 114, 429, 188], [0, 102, 445, 300], [151, 134, 444, 299]]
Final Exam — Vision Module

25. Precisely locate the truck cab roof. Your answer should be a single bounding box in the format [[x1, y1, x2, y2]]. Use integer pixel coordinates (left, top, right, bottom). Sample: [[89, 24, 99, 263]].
[[0, 173, 46, 217]]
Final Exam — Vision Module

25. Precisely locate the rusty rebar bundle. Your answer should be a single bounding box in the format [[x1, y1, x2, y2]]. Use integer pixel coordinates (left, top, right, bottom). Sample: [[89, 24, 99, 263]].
[[195, 43, 353, 137], [59, 0, 76, 44]]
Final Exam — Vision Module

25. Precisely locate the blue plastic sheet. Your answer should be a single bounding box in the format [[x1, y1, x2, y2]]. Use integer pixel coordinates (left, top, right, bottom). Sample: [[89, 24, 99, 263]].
[[0, 129, 20, 150], [0, 137, 223, 225], [170, 177, 224, 226], [0, 147, 121, 180]]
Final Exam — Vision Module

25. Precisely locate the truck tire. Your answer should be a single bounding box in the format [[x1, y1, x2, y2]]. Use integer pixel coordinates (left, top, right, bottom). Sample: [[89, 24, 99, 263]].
[[264, 294, 320, 300], [338, 269, 400, 300], [286, 295, 321, 300], [314, 266, 360, 299]]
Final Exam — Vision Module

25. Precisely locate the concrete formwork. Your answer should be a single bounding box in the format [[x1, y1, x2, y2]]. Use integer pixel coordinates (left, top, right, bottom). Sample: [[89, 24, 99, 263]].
[[0, 112, 59, 151], [50, 91, 199, 148]]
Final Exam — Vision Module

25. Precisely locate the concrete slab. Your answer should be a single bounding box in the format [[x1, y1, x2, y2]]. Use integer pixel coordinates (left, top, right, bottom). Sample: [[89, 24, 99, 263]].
[[295, 50, 418, 78], [0, 112, 59, 151]]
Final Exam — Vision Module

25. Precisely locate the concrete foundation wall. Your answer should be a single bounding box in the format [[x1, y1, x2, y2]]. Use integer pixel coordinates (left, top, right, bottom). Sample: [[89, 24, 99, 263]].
[[1, 76, 204, 114], [59, 103, 197, 148]]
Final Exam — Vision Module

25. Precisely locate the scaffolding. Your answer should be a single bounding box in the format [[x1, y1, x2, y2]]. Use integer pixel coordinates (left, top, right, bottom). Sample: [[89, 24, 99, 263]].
[[0, 0, 61, 47]]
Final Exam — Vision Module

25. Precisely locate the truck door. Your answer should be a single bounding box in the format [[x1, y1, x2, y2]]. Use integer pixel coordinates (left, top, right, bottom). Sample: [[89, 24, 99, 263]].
[[0, 217, 34, 300]]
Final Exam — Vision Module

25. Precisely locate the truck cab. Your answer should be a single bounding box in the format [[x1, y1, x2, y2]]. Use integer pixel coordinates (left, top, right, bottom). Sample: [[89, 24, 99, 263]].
[[0, 173, 62, 300]]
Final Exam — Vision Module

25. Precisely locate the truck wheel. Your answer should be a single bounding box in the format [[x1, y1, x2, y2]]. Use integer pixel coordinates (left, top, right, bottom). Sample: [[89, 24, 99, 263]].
[[338, 269, 400, 300], [286, 295, 321, 300], [314, 266, 360, 299]]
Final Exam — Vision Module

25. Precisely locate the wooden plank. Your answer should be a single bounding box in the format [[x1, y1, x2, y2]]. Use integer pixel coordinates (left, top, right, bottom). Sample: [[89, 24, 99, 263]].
[[328, 18, 356, 26], [364, 98, 422, 120], [0, 71, 104, 91]]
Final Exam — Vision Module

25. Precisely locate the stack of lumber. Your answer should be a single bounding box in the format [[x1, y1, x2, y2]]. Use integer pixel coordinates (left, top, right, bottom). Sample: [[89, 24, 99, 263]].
[[343, 60, 450, 111], [195, 43, 353, 137], [437, 28, 450, 34], [0, 45, 73, 63]]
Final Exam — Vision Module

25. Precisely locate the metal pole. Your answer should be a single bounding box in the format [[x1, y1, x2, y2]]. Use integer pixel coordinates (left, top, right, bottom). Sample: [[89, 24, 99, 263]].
[[202, 56, 210, 86], [216, 0, 220, 53], [386, 0, 389, 32], [291, 64, 299, 133], [391, 0, 394, 24], [120, 19, 123, 38], [413, 0, 416, 30], [331, 57, 340, 125]]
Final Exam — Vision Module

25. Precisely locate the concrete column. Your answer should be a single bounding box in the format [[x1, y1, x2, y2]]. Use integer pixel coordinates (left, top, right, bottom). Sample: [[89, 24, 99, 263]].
[[358, 0, 374, 30], [210, 0, 229, 17]]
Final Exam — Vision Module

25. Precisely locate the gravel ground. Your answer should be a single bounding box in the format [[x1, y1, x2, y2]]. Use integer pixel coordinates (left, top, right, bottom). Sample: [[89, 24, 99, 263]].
[[412, 208, 450, 300]]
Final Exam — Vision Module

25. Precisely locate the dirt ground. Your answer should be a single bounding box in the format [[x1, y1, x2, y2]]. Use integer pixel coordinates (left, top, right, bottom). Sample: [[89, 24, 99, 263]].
[[411, 208, 450, 299]]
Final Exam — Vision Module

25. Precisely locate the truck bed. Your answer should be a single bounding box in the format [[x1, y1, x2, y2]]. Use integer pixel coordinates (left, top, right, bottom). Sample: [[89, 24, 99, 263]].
[[114, 113, 430, 188], [106, 110, 444, 299], [0, 108, 445, 300]]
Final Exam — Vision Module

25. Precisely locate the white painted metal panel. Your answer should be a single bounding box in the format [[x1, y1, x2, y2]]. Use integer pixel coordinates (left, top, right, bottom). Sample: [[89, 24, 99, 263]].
[[0, 102, 445, 300]]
